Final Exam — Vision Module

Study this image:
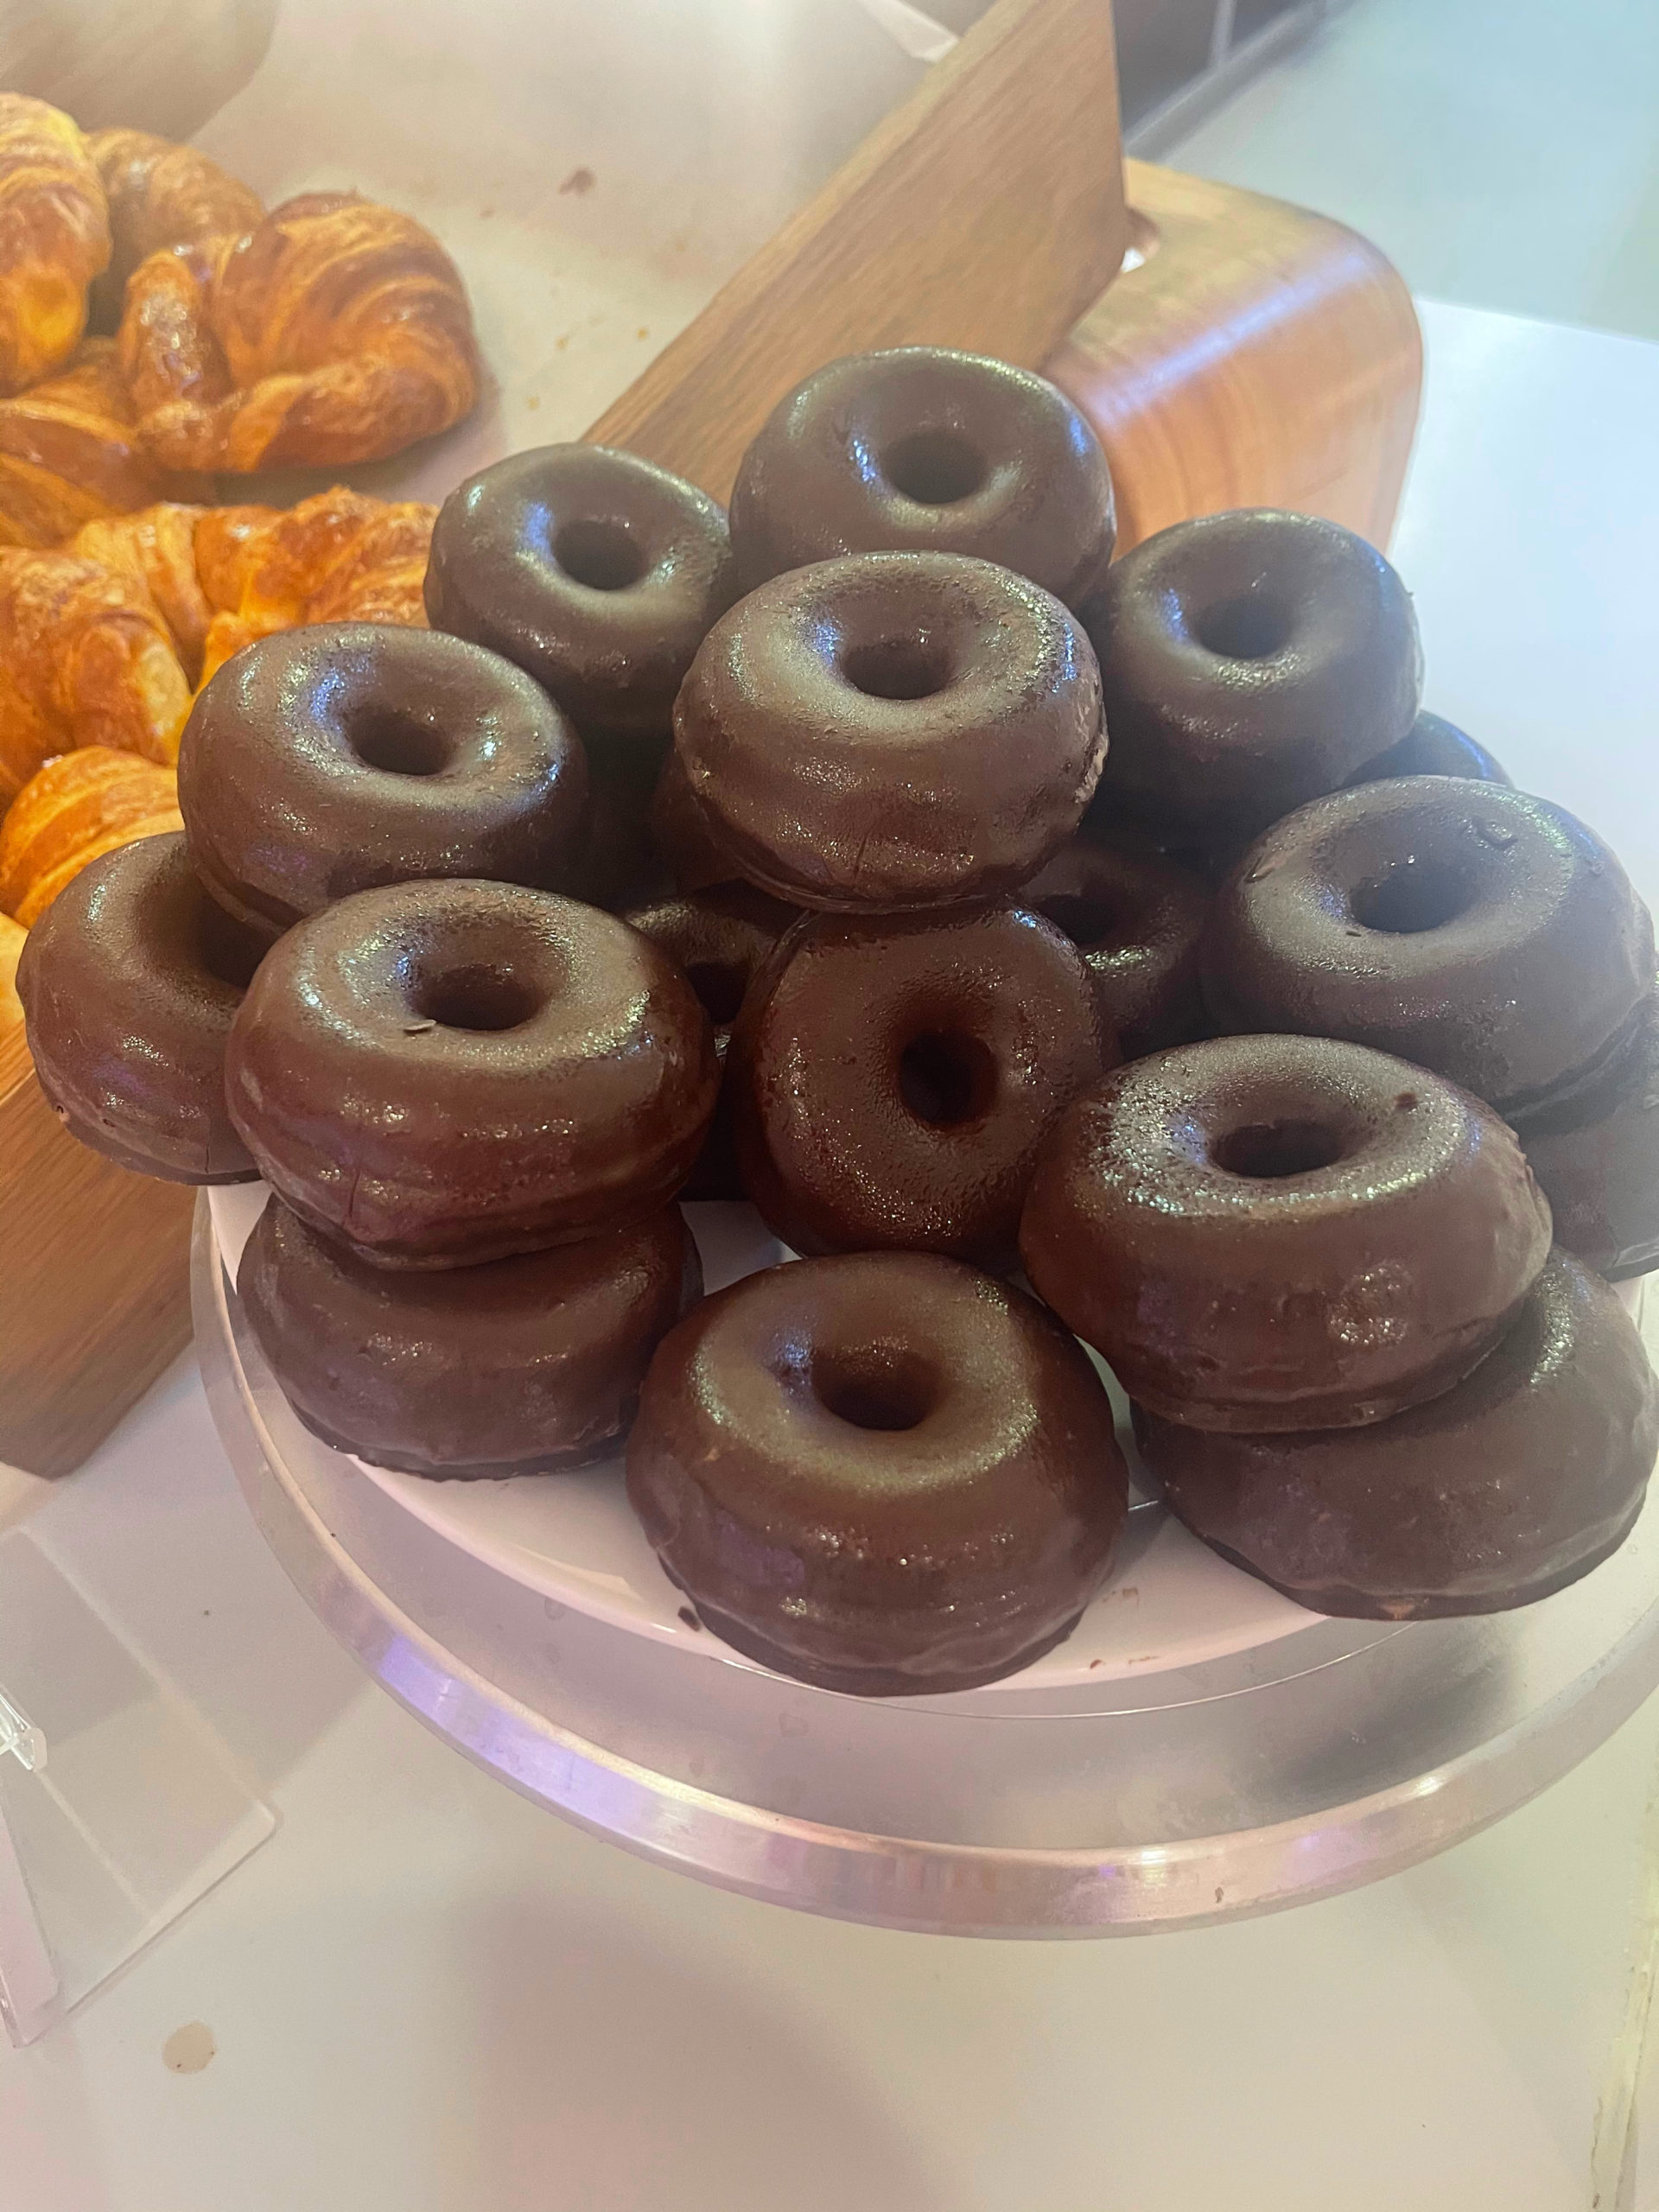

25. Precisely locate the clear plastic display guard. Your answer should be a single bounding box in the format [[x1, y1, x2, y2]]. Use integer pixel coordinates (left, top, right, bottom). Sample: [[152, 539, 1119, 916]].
[[0, 1531, 274, 2047]]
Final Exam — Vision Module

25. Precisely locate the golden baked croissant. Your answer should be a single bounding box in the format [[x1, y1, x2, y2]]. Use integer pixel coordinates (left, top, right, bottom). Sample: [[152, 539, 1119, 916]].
[[0, 97, 111, 397], [70, 502, 213, 680], [0, 338, 204, 550], [0, 911, 25, 1038], [66, 484, 433, 687], [118, 192, 480, 473], [193, 483, 436, 683], [0, 745, 181, 926], [86, 128, 263, 334], [0, 547, 191, 803]]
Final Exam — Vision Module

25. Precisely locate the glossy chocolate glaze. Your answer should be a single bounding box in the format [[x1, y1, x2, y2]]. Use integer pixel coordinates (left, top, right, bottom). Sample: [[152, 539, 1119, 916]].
[[18, 832, 264, 1184], [1349, 709, 1510, 788], [675, 552, 1106, 911], [240, 1198, 702, 1478], [1020, 836, 1210, 1058], [620, 882, 798, 1200], [424, 443, 740, 741], [1137, 1251, 1658, 1618], [226, 879, 719, 1268], [626, 1251, 1128, 1694], [1202, 777, 1657, 1113], [1513, 990, 1659, 1281], [179, 622, 588, 935], [1019, 1033, 1552, 1431], [1083, 510, 1421, 841], [731, 902, 1109, 1265], [728, 346, 1116, 607]]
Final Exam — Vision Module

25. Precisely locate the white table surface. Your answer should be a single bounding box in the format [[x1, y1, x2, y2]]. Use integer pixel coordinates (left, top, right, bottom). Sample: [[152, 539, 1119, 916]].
[[4, 297, 1659, 2212]]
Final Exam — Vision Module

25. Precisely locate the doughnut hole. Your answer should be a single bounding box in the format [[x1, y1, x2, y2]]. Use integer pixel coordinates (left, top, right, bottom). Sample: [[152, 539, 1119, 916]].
[[881, 429, 988, 508], [898, 1029, 999, 1128], [348, 708, 454, 779], [553, 517, 649, 593], [809, 1342, 940, 1433], [1211, 1118, 1348, 1180], [839, 635, 956, 701], [1032, 891, 1124, 952], [1190, 593, 1294, 662], [1351, 858, 1475, 936], [414, 961, 547, 1034]]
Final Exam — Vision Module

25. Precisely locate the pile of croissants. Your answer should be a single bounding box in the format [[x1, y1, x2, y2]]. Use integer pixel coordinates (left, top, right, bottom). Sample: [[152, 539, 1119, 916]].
[[0, 91, 486, 1014]]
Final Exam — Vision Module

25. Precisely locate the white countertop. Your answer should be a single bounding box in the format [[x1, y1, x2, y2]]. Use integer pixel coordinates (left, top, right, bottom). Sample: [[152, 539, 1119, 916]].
[[4, 297, 1659, 2212]]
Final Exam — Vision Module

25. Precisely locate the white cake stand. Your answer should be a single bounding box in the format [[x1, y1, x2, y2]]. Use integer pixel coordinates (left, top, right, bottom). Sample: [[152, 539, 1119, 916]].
[[194, 1198, 1659, 1937]]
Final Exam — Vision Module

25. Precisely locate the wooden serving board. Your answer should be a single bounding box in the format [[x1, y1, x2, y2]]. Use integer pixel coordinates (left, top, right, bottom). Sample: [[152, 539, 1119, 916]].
[[0, 1024, 194, 1477], [585, 0, 1131, 494], [0, 0, 1421, 1476], [1052, 160, 1421, 556]]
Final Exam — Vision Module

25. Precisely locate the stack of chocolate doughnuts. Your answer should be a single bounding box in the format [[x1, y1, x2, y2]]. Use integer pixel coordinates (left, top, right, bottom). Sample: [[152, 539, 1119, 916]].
[[16, 340, 1658, 1695], [20, 550, 731, 1476], [1020, 1036, 1655, 1618], [631, 350, 1141, 1689], [1201, 776, 1659, 1280]]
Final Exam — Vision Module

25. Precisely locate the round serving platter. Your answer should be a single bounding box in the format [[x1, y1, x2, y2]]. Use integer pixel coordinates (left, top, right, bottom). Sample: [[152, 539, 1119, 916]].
[[197, 1193, 1659, 1936], [207, 1182, 1319, 1692]]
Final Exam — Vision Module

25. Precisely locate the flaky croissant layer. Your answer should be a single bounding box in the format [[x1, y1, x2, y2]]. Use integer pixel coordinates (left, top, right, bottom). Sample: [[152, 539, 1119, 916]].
[[119, 193, 481, 474], [0, 111, 483, 536], [0, 340, 207, 550], [86, 128, 264, 335], [0, 547, 191, 804], [0, 97, 111, 397], [0, 745, 183, 929]]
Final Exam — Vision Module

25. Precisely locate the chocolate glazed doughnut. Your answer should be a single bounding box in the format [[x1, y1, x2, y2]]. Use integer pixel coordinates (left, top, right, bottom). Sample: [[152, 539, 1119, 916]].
[[728, 346, 1116, 606], [1511, 990, 1659, 1281], [180, 623, 588, 935], [1349, 709, 1510, 788], [1084, 510, 1422, 841], [675, 552, 1106, 911], [226, 879, 718, 1268], [731, 902, 1109, 1265], [1203, 777, 1657, 1114], [1136, 1253, 1658, 1618], [1019, 1034, 1553, 1431], [240, 1198, 702, 1478], [19, 832, 265, 1182], [626, 1252, 1128, 1695], [1020, 836, 1210, 1058], [424, 443, 740, 743], [620, 882, 798, 1199]]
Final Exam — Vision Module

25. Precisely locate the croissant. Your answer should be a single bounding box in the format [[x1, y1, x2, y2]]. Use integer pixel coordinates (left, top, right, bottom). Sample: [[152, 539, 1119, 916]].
[[0, 97, 111, 397], [118, 192, 480, 473], [193, 483, 436, 683], [0, 548, 191, 804], [70, 502, 213, 680], [86, 128, 263, 334], [0, 338, 204, 550], [0, 911, 24, 1039], [0, 746, 181, 926]]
